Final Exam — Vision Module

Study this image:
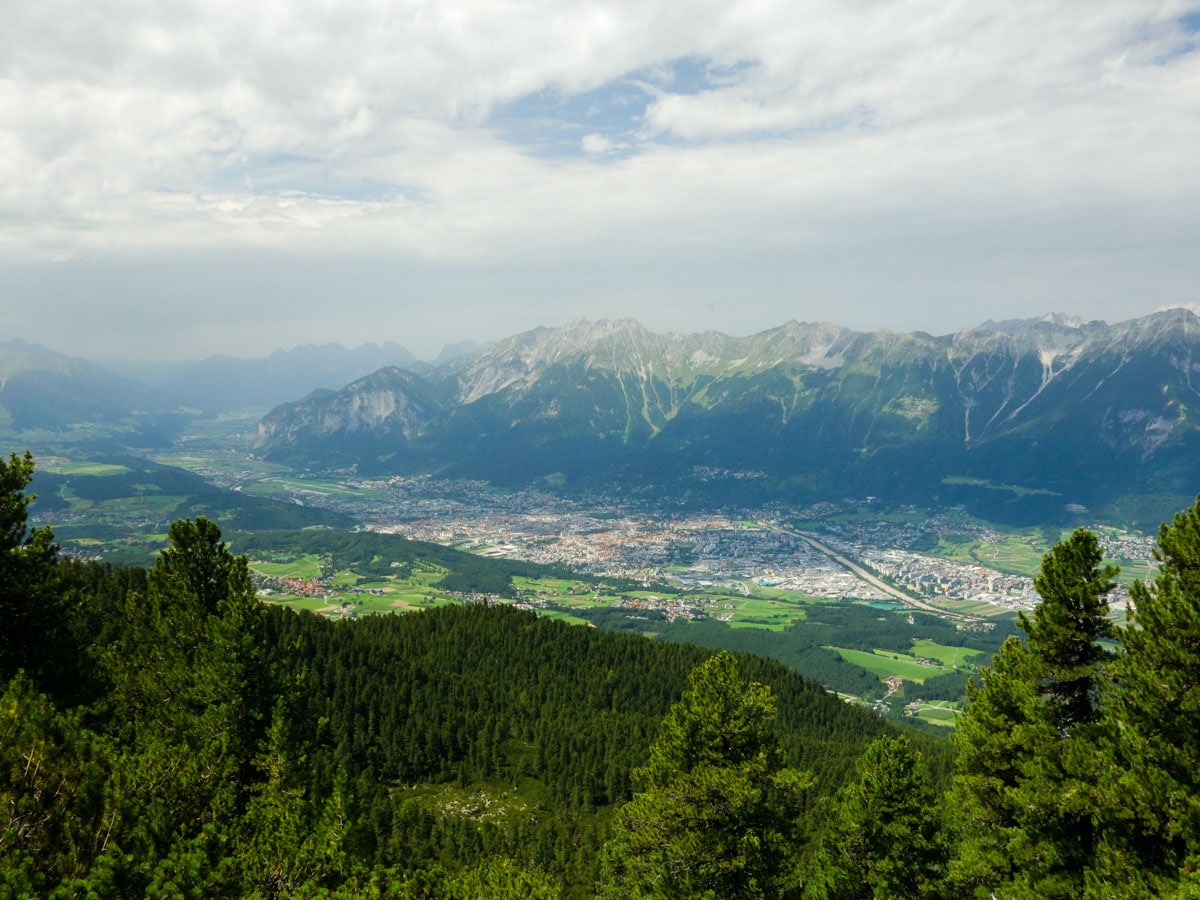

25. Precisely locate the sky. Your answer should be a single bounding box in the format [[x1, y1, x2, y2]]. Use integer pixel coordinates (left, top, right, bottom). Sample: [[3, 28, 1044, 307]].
[[4, 1, 1200, 362]]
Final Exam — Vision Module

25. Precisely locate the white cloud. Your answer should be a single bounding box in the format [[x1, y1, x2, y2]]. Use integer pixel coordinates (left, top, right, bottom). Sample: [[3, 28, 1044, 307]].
[[2, 0, 1199, 358], [579, 130, 636, 155]]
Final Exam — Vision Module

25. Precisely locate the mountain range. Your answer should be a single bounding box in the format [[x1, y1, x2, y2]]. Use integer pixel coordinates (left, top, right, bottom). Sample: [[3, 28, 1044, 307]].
[[5, 310, 1199, 526], [254, 310, 1200, 525]]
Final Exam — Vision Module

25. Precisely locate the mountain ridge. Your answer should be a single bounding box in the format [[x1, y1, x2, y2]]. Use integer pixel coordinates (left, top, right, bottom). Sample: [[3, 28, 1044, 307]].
[[255, 311, 1200, 526], [0, 339, 171, 431]]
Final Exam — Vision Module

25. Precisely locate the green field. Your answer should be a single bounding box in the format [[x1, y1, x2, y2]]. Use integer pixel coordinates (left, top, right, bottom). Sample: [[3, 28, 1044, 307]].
[[263, 595, 335, 613], [914, 703, 960, 728], [747, 584, 831, 605], [940, 476, 1059, 498], [251, 548, 488, 619], [1111, 556, 1157, 587], [969, 540, 1048, 575], [911, 640, 984, 667], [40, 461, 133, 476], [933, 532, 1050, 577], [512, 576, 821, 631], [723, 595, 808, 630], [513, 575, 594, 597], [250, 554, 325, 579], [153, 452, 289, 477], [537, 607, 591, 626], [919, 596, 1021, 618], [828, 647, 946, 683], [931, 526, 1153, 589], [259, 561, 817, 632]]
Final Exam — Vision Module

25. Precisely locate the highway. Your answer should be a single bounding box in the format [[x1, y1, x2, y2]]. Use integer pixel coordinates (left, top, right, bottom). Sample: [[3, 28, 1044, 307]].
[[762, 523, 982, 622]]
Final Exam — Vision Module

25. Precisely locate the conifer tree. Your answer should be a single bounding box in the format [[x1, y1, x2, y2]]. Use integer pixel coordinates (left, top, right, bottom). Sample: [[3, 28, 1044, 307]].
[[600, 651, 810, 899], [945, 637, 1038, 896], [1023, 528, 1117, 731], [102, 517, 271, 882], [0, 674, 123, 895], [948, 528, 1116, 898], [0, 451, 59, 680], [804, 735, 944, 899], [1095, 497, 1200, 889], [236, 702, 352, 897], [150, 515, 252, 616]]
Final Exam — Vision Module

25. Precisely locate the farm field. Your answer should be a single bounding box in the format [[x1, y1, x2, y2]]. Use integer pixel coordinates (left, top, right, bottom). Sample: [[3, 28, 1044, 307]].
[[912, 702, 961, 728], [931, 529, 1153, 589], [1109, 554, 1156, 586], [510, 576, 821, 631], [39, 460, 133, 477], [827, 635, 988, 696], [932, 532, 1051, 577], [920, 596, 1019, 618], [719, 594, 808, 631], [829, 647, 947, 683], [911, 640, 984, 667], [153, 451, 287, 475]]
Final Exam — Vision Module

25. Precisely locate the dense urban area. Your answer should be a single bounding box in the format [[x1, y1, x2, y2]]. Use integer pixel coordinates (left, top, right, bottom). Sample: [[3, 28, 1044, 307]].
[[165, 460, 1151, 617]]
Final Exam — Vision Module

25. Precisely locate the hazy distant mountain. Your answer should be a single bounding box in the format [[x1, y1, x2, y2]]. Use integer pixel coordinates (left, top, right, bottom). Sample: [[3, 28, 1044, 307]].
[[0, 339, 170, 433], [432, 339, 485, 367], [256, 311, 1200, 526], [107, 341, 419, 412]]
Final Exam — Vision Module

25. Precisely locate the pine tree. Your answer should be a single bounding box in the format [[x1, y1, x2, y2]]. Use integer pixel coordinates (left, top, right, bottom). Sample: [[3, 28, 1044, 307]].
[[599, 651, 810, 899], [947, 529, 1116, 898], [1094, 497, 1200, 889], [804, 735, 944, 899], [101, 517, 271, 883], [945, 637, 1038, 896], [235, 703, 352, 897], [1023, 528, 1117, 731], [0, 451, 60, 680], [150, 515, 253, 616]]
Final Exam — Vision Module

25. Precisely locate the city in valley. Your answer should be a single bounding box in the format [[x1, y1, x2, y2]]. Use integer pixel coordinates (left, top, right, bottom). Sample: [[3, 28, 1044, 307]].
[[30, 450, 1162, 727], [172, 456, 1153, 622]]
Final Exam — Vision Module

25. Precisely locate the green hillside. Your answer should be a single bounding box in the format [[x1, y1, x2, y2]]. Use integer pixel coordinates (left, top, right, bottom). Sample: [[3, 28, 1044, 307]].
[[8, 453, 1200, 897], [0, 471, 896, 895]]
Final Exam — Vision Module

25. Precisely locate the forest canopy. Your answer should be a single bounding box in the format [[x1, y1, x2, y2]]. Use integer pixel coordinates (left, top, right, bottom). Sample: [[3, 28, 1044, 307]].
[[4, 451, 1200, 898]]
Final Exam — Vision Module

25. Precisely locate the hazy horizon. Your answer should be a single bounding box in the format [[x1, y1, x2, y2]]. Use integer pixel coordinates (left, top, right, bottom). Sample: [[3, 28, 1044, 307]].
[[8, 304, 1199, 367]]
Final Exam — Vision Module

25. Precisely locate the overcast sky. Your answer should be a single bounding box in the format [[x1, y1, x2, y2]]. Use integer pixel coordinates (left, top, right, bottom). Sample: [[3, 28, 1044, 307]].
[[4, 1, 1199, 361]]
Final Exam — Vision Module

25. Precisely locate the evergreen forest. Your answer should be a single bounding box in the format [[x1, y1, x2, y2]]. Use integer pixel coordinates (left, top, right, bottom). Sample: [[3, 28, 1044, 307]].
[[5, 449, 1200, 897]]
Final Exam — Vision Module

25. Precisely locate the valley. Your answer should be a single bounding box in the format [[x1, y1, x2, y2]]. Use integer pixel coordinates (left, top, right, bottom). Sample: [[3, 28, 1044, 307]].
[[1, 311, 1182, 728], [24, 440, 1157, 730], [6, 312, 1199, 896], [152, 446, 1148, 612]]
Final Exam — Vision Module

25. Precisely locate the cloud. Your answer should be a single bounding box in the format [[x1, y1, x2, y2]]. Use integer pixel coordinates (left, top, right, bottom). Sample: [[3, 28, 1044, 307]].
[[2, 0, 1199, 359], [581, 133, 617, 154]]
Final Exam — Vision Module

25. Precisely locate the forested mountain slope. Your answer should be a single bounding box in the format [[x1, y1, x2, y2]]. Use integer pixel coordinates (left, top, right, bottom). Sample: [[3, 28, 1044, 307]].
[[0, 339, 171, 433], [7, 452, 1200, 897], [0, 454, 896, 897]]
